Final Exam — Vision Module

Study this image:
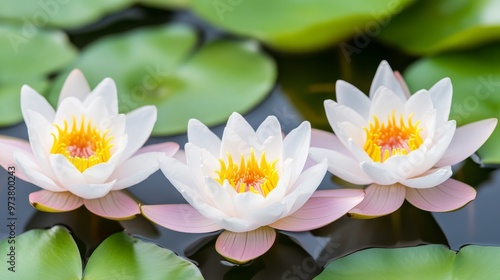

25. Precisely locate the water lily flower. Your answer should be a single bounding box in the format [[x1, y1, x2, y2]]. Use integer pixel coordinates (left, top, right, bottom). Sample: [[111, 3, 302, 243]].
[[0, 70, 178, 220], [309, 61, 497, 218], [141, 113, 364, 263]]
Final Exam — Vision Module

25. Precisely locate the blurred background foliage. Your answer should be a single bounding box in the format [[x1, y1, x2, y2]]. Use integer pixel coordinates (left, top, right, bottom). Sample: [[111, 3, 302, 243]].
[[1, 0, 500, 162]]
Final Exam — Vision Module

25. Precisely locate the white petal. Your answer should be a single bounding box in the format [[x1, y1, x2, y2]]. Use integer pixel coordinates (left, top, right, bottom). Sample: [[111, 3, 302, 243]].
[[429, 78, 452, 126], [225, 112, 255, 142], [283, 121, 310, 182], [110, 152, 162, 190], [83, 96, 111, 124], [65, 180, 116, 200], [324, 100, 366, 147], [369, 60, 408, 101], [400, 167, 452, 189], [361, 161, 403, 185], [121, 106, 157, 161], [84, 77, 118, 114], [187, 118, 221, 157], [336, 80, 371, 119], [53, 97, 85, 126], [256, 115, 282, 144], [233, 192, 285, 227], [369, 86, 405, 119], [21, 85, 55, 122], [14, 151, 65, 192], [436, 118, 497, 167], [58, 69, 91, 104], [309, 147, 371, 185], [404, 89, 433, 123], [159, 153, 200, 195], [49, 154, 85, 186], [82, 162, 115, 184], [25, 110, 56, 176], [310, 128, 351, 157]]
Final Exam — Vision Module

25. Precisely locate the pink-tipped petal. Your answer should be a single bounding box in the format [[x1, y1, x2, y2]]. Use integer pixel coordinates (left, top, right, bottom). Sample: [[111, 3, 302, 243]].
[[393, 71, 411, 98], [58, 69, 91, 104], [215, 227, 276, 264], [400, 167, 452, 189], [29, 190, 83, 212], [435, 119, 497, 167], [349, 184, 406, 218], [141, 204, 222, 233], [134, 142, 179, 157], [270, 189, 364, 231], [405, 178, 476, 212], [84, 191, 139, 220], [336, 80, 371, 119], [0, 137, 31, 181]]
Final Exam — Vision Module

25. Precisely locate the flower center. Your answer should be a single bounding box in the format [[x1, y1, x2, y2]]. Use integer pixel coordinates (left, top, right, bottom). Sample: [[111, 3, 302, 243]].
[[363, 112, 423, 162], [215, 150, 278, 197], [50, 115, 113, 172]]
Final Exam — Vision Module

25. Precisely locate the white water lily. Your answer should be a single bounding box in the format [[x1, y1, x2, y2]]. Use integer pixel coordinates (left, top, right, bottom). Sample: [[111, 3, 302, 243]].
[[0, 70, 178, 219], [141, 112, 364, 263], [310, 61, 497, 218]]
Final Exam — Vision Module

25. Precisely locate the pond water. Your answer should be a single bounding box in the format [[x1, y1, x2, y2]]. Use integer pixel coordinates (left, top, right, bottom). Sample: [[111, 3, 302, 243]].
[[0, 5, 499, 280]]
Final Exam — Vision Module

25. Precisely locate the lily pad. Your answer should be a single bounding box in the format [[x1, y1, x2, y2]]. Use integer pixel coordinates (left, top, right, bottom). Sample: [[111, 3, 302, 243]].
[[48, 24, 276, 135], [0, 226, 82, 279], [0, 226, 203, 279], [83, 231, 204, 279], [378, 0, 500, 55], [403, 45, 500, 165], [315, 244, 500, 280], [0, 0, 134, 28], [189, 0, 414, 52], [0, 22, 75, 126]]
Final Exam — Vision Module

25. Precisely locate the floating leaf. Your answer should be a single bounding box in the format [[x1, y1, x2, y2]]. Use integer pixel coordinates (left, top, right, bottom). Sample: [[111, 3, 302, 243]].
[[48, 24, 276, 135], [0, 226, 82, 280], [403, 45, 500, 165], [0, 226, 203, 279], [189, 0, 414, 52], [83, 232, 203, 279], [315, 244, 500, 280], [0, 0, 135, 28], [378, 0, 500, 55]]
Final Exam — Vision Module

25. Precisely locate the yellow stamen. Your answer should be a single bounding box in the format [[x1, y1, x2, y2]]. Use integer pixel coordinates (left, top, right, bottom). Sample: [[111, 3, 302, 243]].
[[363, 111, 423, 162], [215, 149, 278, 197], [50, 115, 113, 172]]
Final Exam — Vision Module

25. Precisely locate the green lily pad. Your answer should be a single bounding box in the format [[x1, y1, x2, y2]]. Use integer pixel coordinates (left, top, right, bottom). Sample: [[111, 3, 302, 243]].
[[48, 24, 276, 135], [403, 45, 500, 165], [189, 0, 414, 52], [0, 226, 82, 279], [83, 231, 203, 279], [315, 244, 500, 280], [0, 226, 203, 279], [0, 23, 75, 126], [378, 0, 500, 55], [138, 0, 190, 9], [0, 0, 134, 28]]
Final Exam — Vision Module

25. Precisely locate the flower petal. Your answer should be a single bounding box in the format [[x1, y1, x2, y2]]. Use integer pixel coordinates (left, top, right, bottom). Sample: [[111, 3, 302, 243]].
[[400, 167, 452, 189], [283, 121, 310, 181], [84, 77, 118, 115], [110, 152, 162, 190], [310, 128, 351, 157], [369, 60, 407, 101], [120, 106, 157, 161], [133, 142, 179, 157], [270, 189, 364, 231], [215, 227, 276, 264], [309, 147, 370, 185], [336, 80, 371, 119], [21, 85, 55, 122], [29, 190, 83, 212], [435, 118, 497, 167], [349, 184, 406, 218], [0, 136, 31, 181], [369, 86, 405, 119], [188, 118, 221, 157], [65, 180, 116, 200], [84, 191, 140, 220], [58, 69, 91, 104], [360, 161, 403, 185], [404, 89, 433, 123], [14, 151, 65, 192], [429, 78, 452, 126], [405, 178, 476, 212], [141, 204, 223, 233]]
